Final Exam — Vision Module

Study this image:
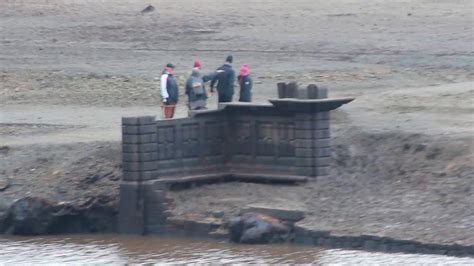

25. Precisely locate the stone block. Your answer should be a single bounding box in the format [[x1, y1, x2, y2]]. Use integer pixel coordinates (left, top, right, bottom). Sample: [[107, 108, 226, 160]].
[[123, 152, 159, 162], [296, 139, 330, 149], [294, 120, 316, 130], [295, 148, 313, 157], [138, 116, 156, 125], [123, 161, 158, 172], [315, 157, 331, 166], [315, 147, 331, 157], [122, 143, 158, 153], [122, 170, 159, 181], [295, 129, 314, 139], [314, 129, 330, 139], [296, 158, 316, 167], [315, 139, 330, 148], [122, 125, 157, 134], [314, 112, 330, 120], [315, 166, 330, 176], [122, 134, 158, 144], [297, 166, 314, 176], [240, 204, 305, 222], [122, 117, 139, 125], [118, 183, 144, 234], [295, 139, 314, 148], [316, 86, 328, 99], [315, 119, 330, 130], [306, 84, 319, 99]]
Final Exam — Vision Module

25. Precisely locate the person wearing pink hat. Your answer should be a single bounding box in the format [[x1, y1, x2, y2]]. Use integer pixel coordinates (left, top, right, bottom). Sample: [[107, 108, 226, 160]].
[[193, 59, 201, 70], [238, 64, 253, 102]]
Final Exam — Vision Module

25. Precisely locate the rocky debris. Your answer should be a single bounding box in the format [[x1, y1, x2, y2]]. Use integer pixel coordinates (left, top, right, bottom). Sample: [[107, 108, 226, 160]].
[[228, 212, 293, 244], [0, 196, 117, 235], [1, 197, 55, 235], [141, 5, 155, 14]]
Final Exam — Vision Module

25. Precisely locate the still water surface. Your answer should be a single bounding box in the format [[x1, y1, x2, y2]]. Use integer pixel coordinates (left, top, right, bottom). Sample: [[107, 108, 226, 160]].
[[0, 234, 473, 264]]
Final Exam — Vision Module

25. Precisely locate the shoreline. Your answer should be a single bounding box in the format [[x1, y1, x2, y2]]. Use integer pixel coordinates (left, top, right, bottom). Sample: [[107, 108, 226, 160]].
[[1, 127, 472, 258]]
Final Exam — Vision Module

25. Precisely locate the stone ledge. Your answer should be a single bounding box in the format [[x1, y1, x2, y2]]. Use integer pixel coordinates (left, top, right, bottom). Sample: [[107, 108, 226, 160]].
[[240, 205, 305, 222], [144, 216, 474, 257], [155, 173, 308, 186], [293, 224, 474, 257]]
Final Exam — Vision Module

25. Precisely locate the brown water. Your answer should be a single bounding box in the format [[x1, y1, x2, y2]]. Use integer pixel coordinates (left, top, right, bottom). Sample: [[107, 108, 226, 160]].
[[1, 235, 473, 264]]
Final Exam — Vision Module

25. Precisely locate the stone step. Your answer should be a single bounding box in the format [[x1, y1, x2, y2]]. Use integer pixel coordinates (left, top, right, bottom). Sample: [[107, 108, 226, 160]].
[[240, 204, 305, 222]]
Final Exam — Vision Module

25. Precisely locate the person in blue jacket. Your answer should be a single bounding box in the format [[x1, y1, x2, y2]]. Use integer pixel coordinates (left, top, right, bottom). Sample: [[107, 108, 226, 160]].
[[210, 55, 236, 103]]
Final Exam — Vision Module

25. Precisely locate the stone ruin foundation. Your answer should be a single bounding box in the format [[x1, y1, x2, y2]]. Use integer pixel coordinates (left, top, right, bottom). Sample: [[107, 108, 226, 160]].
[[119, 83, 353, 234]]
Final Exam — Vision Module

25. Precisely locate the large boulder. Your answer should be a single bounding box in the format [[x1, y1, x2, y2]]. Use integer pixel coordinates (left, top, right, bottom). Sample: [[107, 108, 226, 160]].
[[0, 196, 118, 235], [228, 212, 293, 244], [1, 197, 55, 235]]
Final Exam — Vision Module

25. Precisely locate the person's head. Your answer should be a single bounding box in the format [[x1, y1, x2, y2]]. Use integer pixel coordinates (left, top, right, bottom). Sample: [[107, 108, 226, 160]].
[[239, 64, 249, 76], [165, 63, 175, 73], [225, 55, 233, 64], [193, 60, 202, 70]]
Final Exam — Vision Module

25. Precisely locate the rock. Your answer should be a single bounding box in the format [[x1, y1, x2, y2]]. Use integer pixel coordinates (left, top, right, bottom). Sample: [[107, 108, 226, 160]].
[[2, 197, 55, 235], [0, 196, 118, 235], [141, 5, 155, 14], [0, 177, 9, 191], [240, 205, 305, 222], [228, 212, 292, 244], [0, 146, 9, 154]]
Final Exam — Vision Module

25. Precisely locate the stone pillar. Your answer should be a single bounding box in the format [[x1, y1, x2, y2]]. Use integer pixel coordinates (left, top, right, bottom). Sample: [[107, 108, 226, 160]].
[[277, 82, 299, 98], [294, 112, 331, 178], [307, 84, 328, 99], [119, 116, 158, 234]]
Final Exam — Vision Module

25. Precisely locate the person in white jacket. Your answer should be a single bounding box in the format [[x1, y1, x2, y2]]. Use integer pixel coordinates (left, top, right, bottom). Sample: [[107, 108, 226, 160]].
[[160, 63, 178, 118]]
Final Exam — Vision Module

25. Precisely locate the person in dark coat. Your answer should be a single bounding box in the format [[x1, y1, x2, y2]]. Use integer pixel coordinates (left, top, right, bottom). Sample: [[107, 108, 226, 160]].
[[210, 55, 236, 103], [238, 64, 252, 102], [160, 63, 178, 118], [185, 60, 208, 110]]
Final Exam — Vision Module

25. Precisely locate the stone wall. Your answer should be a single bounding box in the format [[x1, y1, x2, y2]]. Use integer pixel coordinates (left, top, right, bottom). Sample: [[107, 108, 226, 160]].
[[119, 84, 354, 234]]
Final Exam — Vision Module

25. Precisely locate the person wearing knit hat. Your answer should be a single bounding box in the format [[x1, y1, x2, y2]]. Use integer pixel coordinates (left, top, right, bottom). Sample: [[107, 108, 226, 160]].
[[193, 59, 201, 70], [238, 64, 253, 102], [210, 55, 236, 103], [185, 59, 213, 110]]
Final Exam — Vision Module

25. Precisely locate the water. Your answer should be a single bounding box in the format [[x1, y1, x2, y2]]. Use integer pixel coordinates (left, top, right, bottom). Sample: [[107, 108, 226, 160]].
[[0, 234, 473, 264]]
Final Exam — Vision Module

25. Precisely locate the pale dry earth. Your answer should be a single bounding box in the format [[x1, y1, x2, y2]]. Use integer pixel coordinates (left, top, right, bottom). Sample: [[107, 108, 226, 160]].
[[0, 0, 473, 245]]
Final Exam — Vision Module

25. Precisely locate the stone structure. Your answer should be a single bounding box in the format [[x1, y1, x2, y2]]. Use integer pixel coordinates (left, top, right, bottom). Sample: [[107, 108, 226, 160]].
[[119, 84, 353, 234]]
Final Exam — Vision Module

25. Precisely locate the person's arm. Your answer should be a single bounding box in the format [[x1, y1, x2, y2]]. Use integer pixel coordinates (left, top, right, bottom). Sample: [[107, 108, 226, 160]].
[[202, 72, 214, 83], [210, 71, 218, 92], [185, 78, 192, 96], [160, 74, 169, 102], [229, 69, 236, 91]]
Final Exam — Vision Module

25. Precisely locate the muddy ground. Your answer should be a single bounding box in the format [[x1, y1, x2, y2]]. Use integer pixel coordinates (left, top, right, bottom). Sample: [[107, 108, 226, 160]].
[[0, 0, 473, 245]]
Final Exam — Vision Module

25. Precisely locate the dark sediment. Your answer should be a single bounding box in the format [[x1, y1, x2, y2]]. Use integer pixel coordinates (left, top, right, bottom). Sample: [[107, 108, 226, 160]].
[[0, 196, 117, 235]]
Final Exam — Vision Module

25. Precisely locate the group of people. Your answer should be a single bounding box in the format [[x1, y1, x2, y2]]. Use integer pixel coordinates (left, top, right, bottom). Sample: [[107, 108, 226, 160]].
[[160, 55, 253, 118]]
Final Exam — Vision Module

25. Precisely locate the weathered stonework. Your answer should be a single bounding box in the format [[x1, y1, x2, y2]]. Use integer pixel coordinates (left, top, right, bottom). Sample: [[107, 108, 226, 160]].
[[119, 84, 354, 235]]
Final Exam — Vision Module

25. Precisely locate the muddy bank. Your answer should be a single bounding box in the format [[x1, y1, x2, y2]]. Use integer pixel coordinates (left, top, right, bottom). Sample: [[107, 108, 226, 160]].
[[0, 196, 117, 235], [0, 142, 121, 234], [1, 127, 472, 249], [169, 127, 474, 246]]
